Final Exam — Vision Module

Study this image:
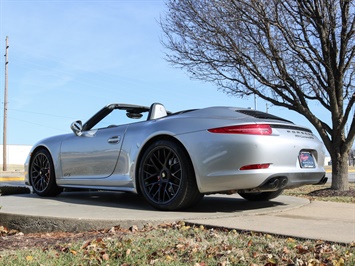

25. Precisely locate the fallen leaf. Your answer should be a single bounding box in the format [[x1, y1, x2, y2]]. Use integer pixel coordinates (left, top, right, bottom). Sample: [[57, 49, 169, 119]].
[[130, 225, 139, 232], [282, 246, 290, 254], [296, 244, 309, 254], [70, 250, 77, 255], [81, 240, 91, 249], [287, 237, 296, 243], [308, 258, 320, 266], [165, 255, 174, 261], [126, 248, 131, 255], [181, 225, 191, 231], [102, 253, 109, 261], [176, 243, 185, 250], [333, 257, 345, 266], [264, 262, 277, 266]]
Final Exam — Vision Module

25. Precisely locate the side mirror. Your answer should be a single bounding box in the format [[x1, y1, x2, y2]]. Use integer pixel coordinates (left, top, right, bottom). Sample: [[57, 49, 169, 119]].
[[70, 120, 83, 136]]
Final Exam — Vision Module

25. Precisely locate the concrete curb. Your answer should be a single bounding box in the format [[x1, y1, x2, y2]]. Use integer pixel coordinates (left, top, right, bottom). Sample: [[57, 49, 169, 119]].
[[0, 213, 168, 233]]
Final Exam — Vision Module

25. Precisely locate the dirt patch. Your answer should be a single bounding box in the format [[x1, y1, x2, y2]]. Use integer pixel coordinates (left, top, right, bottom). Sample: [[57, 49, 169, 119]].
[[0, 226, 128, 253]]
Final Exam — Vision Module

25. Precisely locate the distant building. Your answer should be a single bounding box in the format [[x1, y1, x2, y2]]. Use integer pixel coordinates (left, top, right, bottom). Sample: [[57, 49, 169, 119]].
[[0, 145, 32, 165]]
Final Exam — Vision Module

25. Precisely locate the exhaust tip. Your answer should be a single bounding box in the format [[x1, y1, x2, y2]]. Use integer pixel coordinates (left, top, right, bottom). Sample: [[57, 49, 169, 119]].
[[315, 175, 328, 185], [259, 176, 288, 191], [280, 177, 288, 188]]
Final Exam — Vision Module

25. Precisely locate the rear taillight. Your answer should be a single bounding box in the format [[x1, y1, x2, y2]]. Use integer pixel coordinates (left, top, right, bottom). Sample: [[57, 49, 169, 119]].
[[208, 124, 272, 135], [240, 163, 271, 170]]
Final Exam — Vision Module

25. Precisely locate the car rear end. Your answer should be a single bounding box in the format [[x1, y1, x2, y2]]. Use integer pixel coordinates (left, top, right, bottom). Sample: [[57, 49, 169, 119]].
[[174, 107, 326, 194]]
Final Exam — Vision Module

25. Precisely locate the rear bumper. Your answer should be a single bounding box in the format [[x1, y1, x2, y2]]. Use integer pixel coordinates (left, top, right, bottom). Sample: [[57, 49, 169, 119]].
[[197, 168, 326, 193]]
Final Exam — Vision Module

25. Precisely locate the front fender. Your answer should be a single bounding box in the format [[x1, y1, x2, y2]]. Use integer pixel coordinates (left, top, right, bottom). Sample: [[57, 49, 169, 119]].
[[24, 134, 72, 185]]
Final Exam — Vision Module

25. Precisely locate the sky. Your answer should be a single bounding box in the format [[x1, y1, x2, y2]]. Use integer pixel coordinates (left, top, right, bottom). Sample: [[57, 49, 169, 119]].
[[0, 0, 329, 146]]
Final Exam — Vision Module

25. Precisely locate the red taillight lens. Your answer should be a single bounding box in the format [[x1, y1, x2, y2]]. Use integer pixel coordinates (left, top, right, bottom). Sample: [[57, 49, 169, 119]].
[[240, 163, 271, 170], [208, 124, 272, 135]]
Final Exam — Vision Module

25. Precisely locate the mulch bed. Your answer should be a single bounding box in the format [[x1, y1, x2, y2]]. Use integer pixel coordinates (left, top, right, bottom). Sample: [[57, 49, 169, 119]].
[[308, 187, 355, 197]]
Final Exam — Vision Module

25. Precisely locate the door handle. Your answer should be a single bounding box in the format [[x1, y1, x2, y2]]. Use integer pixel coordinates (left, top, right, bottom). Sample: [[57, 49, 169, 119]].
[[108, 136, 120, 144]]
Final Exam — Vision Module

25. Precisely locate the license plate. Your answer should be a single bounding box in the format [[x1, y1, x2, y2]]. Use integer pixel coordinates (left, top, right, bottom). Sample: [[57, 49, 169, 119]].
[[299, 151, 315, 168]]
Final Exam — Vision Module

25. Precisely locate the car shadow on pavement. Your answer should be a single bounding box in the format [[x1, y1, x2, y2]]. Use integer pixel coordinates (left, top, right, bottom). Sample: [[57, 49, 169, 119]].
[[189, 195, 285, 213], [41, 190, 285, 213]]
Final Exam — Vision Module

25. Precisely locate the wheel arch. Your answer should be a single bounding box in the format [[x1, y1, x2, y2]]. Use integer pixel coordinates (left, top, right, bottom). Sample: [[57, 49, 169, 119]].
[[27, 145, 63, 197], [134, 134, 197, 195], [28, 145, 55, 186]]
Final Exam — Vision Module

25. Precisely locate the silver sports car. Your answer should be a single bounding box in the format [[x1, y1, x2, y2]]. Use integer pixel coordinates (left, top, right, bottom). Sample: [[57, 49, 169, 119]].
[[25, 103, 327, 210]]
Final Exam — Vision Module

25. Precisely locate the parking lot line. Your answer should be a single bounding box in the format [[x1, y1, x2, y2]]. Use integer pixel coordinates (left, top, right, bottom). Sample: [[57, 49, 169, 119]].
[[0, 177, 25, 182]]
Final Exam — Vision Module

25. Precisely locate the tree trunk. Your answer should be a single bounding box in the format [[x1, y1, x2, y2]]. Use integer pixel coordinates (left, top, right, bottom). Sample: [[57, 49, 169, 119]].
[[330, 152, 349, 191]]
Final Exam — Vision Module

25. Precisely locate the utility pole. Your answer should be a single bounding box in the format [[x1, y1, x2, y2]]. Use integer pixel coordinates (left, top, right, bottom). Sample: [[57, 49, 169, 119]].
[[3, 36, 9, 171], [254, 94, 257, 110]]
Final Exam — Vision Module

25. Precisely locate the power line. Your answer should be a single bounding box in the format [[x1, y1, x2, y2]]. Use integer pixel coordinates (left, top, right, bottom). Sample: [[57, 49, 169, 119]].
[[9, 108, 77, 119], [7, 116, 68, 133]]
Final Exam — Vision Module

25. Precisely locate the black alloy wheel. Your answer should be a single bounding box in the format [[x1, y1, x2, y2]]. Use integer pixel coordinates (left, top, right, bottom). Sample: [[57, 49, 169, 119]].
[[30, 149, 62, 197], [139, 140, 203, 211]]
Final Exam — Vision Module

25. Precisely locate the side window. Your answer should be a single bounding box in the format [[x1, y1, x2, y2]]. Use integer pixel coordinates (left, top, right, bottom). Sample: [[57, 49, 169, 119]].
[[92, 109, 121, 130]]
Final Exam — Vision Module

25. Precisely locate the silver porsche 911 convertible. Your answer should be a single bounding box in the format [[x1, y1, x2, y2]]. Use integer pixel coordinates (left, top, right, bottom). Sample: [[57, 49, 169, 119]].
[[25, 103, 327, 210]]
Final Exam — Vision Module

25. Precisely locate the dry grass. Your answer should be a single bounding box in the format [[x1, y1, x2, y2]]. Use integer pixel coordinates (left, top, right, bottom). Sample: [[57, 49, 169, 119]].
[[1, 223, 354, 266]]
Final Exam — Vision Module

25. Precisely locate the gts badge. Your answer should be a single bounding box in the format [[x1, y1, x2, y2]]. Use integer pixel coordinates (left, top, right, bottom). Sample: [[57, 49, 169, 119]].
[[64, 173, 71, 177]]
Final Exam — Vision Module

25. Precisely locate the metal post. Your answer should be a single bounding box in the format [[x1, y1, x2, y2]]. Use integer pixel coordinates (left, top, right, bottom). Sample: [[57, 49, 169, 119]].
[[3, 36, 9, 171]]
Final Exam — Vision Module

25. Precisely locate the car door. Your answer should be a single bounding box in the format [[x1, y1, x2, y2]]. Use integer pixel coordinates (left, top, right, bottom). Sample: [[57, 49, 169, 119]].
[[60, 125, 127, 179]]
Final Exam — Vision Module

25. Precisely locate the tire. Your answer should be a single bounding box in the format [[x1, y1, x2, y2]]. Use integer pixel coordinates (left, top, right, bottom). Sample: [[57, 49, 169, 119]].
[[138, 139, 203, 211], [238, 189, 284, 201], [29, 149, 62, 197]]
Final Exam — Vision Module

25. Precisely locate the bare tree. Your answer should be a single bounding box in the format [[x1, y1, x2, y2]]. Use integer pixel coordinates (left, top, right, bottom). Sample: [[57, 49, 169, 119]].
[[160, 0, 355, 191]]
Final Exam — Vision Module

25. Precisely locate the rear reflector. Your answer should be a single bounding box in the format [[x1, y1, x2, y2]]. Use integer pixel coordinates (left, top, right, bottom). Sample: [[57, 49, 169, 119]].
[[208, 124, 272, 135], [240, 163, 271, 170]]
